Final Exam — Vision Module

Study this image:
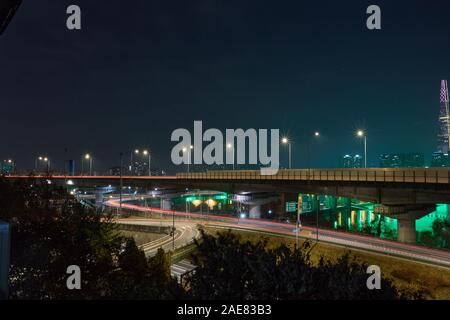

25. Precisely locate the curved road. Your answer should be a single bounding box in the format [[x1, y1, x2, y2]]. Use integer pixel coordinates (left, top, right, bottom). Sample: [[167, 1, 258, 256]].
[[105, 198, 450, 268]]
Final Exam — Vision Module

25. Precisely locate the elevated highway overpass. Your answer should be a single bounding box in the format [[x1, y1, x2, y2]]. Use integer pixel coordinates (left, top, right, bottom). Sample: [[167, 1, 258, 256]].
[[5, 168, 450, 243]]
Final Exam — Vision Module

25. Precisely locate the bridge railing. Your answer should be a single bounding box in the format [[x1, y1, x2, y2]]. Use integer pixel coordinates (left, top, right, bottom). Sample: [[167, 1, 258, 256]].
[[176, 168, 450, 184]]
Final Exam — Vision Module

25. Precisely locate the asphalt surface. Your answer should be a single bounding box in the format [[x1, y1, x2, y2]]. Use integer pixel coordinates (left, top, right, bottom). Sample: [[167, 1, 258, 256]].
[[106, 198, 450, 268]]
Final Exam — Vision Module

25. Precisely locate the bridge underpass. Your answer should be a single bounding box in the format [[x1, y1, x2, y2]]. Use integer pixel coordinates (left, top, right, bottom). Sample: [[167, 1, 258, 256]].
[[6, 168, 450, 243]]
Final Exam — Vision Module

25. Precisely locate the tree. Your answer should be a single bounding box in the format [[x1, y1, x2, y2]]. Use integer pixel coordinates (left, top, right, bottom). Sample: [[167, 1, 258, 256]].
[[0, 178, 180, 299], [186, 229, 421, 300]]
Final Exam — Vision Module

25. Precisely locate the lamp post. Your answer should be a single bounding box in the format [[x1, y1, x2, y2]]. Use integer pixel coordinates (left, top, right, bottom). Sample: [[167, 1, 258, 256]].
[[4, 159, 14, 175], [227, 143, 235, 170], [306, 131, 320, 168], [35, 156, 49, 174], [131, 148, 151, 176], [281, 137, 292, 169], [182, 145, 193, 173], [172, 204, 175, 250], [130, 149, 139, 175], [119, 152, 123, 215], [357, 130, 367, 168], [316, 195, 320, 242], [142, 150, 151, 176], [84, 153, 93, 176]]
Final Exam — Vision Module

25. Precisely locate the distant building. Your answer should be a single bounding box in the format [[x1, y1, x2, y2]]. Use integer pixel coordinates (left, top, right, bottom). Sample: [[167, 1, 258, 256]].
[[404, 153, 425, 167], [68, 160, 75, 176], [437, 80, 450, 154], [0, 160, 14, 175], [112, 166, 163, 176], [109, 166, 125, 176], [378, 153, 424, 168], [340, 154, 362, 168], [431, 152, 449, 167]]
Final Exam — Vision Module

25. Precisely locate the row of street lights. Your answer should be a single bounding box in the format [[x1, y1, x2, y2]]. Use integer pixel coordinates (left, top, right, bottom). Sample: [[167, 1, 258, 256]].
[[130, 149, 151, 176], [281, 129, 367, 169], [29, 147, 153, 176], [18, 132, 367, 175]]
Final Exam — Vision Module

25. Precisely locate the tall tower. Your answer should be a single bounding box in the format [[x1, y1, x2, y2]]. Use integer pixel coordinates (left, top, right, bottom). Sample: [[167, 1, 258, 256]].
[[437, 80, 450, 154]]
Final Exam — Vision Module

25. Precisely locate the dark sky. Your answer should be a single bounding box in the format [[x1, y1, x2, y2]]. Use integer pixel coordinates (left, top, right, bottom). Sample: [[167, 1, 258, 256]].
[[1, 0, 450, 173]]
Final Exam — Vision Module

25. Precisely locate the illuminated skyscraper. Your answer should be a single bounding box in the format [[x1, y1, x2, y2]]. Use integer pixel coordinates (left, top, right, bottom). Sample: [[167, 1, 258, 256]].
[[437, 80, 450, 154]]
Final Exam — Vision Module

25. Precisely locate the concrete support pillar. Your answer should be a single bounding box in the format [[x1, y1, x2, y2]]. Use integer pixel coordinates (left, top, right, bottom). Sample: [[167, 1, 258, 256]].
[[446, 204, 450, 223], [310, 195, 319, 212], [374, 204, 436, 244], [160, 198, 172, 210], [249, 205, 261, 219], [397, 217, 416, 244], [95, 191, 104, 209]]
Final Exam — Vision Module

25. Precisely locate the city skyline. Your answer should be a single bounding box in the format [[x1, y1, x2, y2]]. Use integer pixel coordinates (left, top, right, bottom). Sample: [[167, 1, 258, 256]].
[[1, 1, 450, 173], [1, 1, 450, 304]]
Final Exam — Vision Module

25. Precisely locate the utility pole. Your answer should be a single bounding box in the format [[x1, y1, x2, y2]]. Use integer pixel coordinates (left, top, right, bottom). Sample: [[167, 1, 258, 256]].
[[119, 152, 123, 216], [172, 206, 175, 250], [316, 195, 320, 242]]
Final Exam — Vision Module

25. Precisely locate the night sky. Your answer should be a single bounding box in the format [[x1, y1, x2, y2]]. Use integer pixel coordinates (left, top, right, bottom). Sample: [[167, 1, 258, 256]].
[[1, 0, 450, 173]]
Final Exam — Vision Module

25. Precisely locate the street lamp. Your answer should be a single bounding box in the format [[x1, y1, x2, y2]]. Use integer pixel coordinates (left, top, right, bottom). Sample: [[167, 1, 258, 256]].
[[129, 149, 139, 175], [3, 159, 15, 175], [307, 131, 320, 168], [281, 137, 292, 169], [119, 152, 123, 215], [356, 130, 367, 168], [82, 153, 93, 176], [131, 148, 151, 176], [142, 149, 151, 176], [182, 145, 193, 173], [35, 156, 50, 173], [85, 153, 92, 175], [227, 143, 235, 170]]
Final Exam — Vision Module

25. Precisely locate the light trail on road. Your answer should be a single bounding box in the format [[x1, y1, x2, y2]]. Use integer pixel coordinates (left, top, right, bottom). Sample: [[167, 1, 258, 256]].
[[105, 198, 450, 268]]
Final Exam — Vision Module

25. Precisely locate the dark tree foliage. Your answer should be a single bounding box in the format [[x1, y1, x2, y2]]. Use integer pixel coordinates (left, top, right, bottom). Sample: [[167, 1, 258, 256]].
[[0, 179, 180, 299], [432, 218, 450, 249], [186, 230, 420, 300]]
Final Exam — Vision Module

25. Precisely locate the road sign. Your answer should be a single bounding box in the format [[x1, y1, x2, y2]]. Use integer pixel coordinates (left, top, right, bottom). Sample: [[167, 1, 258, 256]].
[[286, 202, 297, 213]]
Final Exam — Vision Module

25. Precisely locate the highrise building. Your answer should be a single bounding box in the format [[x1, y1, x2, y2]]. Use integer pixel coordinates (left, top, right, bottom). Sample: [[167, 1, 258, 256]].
[[339, 154, 362, 168], [431, 151, 449, 167], [437, 80, 450, 154], [379, 153, 424, 168], [404, 153, 425, 167]]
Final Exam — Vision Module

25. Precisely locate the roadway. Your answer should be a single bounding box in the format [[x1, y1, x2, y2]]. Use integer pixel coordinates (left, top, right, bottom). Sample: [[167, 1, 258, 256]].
[[118, 219, 200, 257], [105, 198, 450, 269]]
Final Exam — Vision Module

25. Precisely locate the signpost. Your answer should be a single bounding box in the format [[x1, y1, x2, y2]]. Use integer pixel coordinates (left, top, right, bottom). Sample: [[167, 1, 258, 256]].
[[0, 220, 10, 299]]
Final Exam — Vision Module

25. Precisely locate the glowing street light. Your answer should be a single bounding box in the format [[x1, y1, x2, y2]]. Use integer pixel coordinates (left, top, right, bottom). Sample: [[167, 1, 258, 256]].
[[130, 148, 152, 176], [142, 149, 151, 176], [306, 131, 321, 168], [281, 137, 292, 169], [81, 153, 93, 176], [227, 143, 235, 170], [182, 145, 193, 173], [130, 149, 139, 175], [35, 156, 50, 173], [356, 130, 367, 168]]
